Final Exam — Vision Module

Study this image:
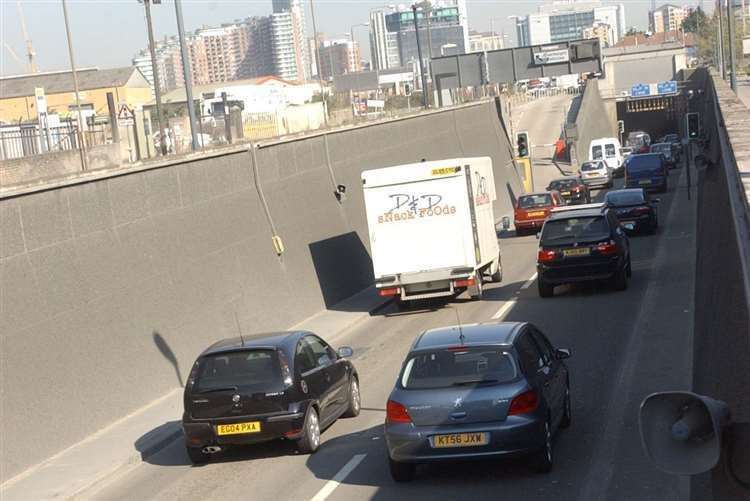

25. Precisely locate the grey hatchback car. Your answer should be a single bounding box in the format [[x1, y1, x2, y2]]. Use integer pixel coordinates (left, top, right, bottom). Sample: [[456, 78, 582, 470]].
[[385, 322, 571, 482]]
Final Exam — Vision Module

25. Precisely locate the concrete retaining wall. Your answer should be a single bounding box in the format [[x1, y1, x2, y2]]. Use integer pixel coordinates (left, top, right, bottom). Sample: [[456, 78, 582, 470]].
[[0, 99, 520, 482], [0, 143, 121, 188], [691, 71, 750, 500], [571, 78, 617, 164]]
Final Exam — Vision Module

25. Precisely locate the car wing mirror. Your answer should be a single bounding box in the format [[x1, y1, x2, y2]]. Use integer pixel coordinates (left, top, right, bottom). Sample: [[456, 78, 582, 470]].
[[337, 346, 353, 358], [535, 232, 541, 240], [555, 348, 571, 359], [652, 198, 661, 204]]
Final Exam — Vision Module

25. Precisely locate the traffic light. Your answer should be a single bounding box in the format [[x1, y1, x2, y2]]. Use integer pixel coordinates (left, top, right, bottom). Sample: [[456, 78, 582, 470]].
[[686, 112, 700, 140], [404, 82, 413, 97], [516, 132, 530, 158]]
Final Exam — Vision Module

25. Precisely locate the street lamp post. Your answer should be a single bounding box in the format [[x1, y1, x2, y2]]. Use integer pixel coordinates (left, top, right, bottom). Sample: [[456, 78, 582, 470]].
[[411, 3, 429, 108], [141, 0, 168, 155], [309, 0, 329, 125], [726, 0, 738, 91], [174, 0, 199, 150], [61, 0, 88, 171], [718, 0, 726, 80]]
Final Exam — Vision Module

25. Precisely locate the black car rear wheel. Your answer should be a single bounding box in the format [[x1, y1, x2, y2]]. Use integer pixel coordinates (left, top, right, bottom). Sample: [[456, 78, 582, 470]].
[[389, 457, 416, 482], [343, 377, 361, 418], [297, 407, 321, 454], [538, 279, 554, 298], [186, 446, 209, 465], [532, 418, 554, 473]]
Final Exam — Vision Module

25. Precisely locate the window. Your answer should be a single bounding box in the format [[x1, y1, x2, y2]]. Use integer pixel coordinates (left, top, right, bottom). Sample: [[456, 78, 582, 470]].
[[515, 332, 544, 374], [592, 145, 603, 159], [541, 216, 610, 244], [194, 350, 282, 392], [605, 190, 645, 206], [549, 179, 578, 191], [581, 162, 602, 172], [605, 144, 616, 158], [295, 341, 316, 374], [518, 194, 552, 209], [304, 336, 335, 368], [529, 329, 554, 365], [400, 347, 517, 389]]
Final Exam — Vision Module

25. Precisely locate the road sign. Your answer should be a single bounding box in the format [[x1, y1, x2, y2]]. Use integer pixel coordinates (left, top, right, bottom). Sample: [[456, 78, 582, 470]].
[[631, 84, 650, 97], [657, 81, 677, 95], [34, 87, 47, 114], [118, 105, 134, 120], [533, 49, 570, 65]]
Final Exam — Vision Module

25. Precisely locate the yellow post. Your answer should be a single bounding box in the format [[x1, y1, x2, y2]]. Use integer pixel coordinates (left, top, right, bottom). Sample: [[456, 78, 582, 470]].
[[515, 157, 533, 193]]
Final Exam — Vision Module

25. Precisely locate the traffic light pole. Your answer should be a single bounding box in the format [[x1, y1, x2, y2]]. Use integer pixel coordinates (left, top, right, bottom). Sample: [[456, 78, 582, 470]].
[[412, 4, 429, 109]]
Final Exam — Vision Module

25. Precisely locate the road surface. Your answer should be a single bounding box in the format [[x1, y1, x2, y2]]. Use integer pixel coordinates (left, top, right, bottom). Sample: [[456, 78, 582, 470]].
[[88, 97, 697, 501]]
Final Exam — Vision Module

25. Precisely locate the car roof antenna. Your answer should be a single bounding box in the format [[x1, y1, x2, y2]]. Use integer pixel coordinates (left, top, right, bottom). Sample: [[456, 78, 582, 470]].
[[453, 306, 466, 345], [233, 310, 245, 346]]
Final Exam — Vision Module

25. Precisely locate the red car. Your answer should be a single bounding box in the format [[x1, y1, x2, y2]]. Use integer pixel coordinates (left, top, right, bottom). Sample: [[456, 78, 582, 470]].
[[514, 191, 566, 235]]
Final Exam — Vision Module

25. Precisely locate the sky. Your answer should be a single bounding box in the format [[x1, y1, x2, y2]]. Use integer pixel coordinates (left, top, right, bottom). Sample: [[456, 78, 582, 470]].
[[0, 0, 708, 77]]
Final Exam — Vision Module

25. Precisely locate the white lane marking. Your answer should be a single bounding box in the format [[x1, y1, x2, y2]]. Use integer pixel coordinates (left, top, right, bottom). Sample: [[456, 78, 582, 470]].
[[491, 272, 537, 320], [310, 454, 367, 501], [492, 301, 515, 320], [520, 273, 538, 290]]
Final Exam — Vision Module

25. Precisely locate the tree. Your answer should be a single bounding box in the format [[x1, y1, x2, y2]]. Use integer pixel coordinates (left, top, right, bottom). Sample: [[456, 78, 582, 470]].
[[681, 7, 709, 34], [625, 27, 645, 37]]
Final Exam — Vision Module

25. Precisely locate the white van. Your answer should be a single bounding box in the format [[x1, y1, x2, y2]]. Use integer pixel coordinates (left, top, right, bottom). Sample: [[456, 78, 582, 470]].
[[589, 137, 623, 172]]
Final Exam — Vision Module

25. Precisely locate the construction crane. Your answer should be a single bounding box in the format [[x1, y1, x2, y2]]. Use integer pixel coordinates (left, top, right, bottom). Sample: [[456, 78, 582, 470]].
[[17, 0, 38, 72], [4, 43, 26, 69]]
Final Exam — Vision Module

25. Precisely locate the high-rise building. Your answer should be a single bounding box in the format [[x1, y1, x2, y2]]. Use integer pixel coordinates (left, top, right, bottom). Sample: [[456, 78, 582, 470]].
[[582, 21, 614, 47], [271, 0, 310, 81], [319, 39, 361, 80], [132, 0, 311, 90], [369, 9, 401, 70], [649, 4, 688, 33], [386, 4, 466, 65], [516, 0, 625, 47], [468, 31, 505, 53]]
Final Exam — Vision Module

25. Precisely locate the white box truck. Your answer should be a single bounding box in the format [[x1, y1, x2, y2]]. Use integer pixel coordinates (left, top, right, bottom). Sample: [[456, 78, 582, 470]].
[[362, 157, 502, 302]]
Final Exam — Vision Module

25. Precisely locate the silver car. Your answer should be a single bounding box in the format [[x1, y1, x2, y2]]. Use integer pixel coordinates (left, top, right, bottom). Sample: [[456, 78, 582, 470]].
[[385, 322, 572, 481], [579, 160, 613, 188]]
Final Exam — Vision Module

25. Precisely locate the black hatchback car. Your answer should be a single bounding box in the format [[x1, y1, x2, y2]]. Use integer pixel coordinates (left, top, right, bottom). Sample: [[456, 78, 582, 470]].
[[182, 331, 360, 464], [604, 188, 659, 234], [537, 204, 631, 297]]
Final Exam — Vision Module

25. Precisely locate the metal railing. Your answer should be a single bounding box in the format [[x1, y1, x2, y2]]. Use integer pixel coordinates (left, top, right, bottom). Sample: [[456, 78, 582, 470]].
[[0, 123, 108, 161]]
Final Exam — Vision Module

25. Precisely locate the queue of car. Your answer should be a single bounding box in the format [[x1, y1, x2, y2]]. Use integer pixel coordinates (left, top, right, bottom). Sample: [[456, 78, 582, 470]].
[[177, 130, 677, 485]]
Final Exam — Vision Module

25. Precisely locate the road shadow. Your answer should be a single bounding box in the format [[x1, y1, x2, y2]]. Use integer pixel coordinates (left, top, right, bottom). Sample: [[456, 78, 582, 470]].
[[153, 331, 184, 387], [309, 231, 374, 312], [134, 420, 183, 465], [303, 424, 565, 499]]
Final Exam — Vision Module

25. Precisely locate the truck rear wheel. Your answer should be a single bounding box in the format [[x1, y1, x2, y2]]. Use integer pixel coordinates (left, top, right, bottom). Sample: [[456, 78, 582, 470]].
[[469, 275, 484, 300], [490, 258, 502, 283]]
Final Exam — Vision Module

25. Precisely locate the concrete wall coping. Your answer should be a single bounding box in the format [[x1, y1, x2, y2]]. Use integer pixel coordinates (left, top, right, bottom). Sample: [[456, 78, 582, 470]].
[[710, 71, 750, 305], [0, 99, 494, 201]]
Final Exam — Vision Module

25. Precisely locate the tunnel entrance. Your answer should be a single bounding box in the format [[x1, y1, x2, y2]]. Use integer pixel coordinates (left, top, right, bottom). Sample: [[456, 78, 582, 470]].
[[616, 95, 685, 144]]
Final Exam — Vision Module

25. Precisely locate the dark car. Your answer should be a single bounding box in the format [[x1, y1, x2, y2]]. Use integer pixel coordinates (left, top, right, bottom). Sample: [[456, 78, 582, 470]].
[[660, 133, 682, 162], [514, 191, 566, 235], [649, 143, 676, 169], [627, 131, 651, 154], [182, 331, 360, 464], [547, 177, 591, 205], [536, 203, 631, 297], [385, 322, 571, 481], [605, 188, 660, 234], [624, 153, 668, 193]]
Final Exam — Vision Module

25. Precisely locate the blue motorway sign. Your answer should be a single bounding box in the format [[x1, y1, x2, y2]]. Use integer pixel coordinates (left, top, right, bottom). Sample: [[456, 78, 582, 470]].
[[657, 80, 678, 94], [631, 84, 650, 97]]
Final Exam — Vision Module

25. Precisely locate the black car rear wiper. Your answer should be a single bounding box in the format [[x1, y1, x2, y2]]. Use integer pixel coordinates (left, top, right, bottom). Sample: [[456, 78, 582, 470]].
[[198, 386, 238, 394], [452, 379, 499, 386]]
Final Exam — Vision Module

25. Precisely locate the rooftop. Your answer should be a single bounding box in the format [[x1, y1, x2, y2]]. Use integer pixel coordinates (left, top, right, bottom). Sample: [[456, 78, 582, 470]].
[[413, 322, 524, 351], [0, 67, 150, 100]]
